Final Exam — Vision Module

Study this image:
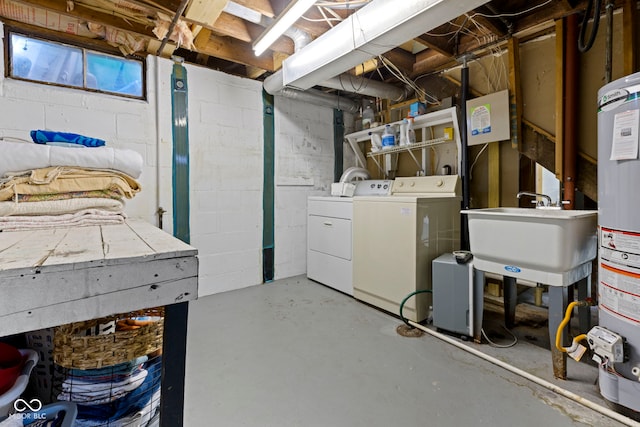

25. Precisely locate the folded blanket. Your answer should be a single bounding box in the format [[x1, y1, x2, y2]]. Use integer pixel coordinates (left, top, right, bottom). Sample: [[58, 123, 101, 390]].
[[0, 209, 126, 231], [16, 189, 122, 202], [0, 167, 141, 202], [68, 356, 148, 379], [31, 130, 106, 147], [0, 198, 124, 216], [0, 140, 143, 178], [75, 357, 162, 421], [73, 389, 160, 427]]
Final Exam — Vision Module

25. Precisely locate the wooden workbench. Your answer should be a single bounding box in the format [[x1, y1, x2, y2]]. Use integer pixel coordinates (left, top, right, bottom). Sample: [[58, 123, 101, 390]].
[[0, 219, 198, 426]]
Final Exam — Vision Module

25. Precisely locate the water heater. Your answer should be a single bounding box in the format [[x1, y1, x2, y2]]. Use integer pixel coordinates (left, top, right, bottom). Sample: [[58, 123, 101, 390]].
[[595, 72, 640, 414]]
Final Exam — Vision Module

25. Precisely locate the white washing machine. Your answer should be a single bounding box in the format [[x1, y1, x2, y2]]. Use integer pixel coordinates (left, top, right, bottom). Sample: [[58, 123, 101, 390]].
[[307, 180, 392, 295], [353, 175, 461, 322]]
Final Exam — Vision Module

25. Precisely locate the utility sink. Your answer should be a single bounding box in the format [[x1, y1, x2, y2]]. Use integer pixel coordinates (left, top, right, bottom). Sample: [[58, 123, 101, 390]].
[[462, 208, 598, 286]]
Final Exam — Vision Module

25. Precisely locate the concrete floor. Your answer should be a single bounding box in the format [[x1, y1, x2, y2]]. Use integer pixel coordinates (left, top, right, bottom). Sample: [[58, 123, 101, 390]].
[[184, 276, 632, 427]]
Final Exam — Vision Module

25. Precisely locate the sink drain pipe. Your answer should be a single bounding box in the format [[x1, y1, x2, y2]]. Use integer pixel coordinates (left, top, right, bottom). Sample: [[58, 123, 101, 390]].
[[406, 319, 640, 427]]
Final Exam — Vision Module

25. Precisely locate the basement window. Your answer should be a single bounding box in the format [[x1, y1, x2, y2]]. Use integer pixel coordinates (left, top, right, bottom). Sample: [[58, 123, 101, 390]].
[[6, 32, 145, 99]]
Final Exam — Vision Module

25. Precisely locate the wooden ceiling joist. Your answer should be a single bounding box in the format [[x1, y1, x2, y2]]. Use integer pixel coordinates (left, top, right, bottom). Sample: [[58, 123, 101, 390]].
[[185, 0, 229, 38], [10, 0, 156, 40], [415, 35, 455, 57], [194, 28, 276, 71]]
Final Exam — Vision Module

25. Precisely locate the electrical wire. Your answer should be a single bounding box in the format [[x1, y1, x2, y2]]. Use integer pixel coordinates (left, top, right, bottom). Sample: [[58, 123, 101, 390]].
[[469, 143, 488, 181], [315, 0, 370, 8], [481, 326, 518, 348], [471, 0, 554, 19]]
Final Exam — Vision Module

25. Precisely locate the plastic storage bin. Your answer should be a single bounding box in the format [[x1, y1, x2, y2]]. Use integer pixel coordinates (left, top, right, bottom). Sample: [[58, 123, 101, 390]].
[[0, 349, 38, 417]]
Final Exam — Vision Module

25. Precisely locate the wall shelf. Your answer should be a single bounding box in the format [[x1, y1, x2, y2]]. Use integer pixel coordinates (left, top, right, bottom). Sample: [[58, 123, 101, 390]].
[[344, 106, 461, 178]]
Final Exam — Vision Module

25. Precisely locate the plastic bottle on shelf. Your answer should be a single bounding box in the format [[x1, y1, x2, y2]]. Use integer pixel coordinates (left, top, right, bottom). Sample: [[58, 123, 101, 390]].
[[399, 119, 409, 146], [369, 131, 382, 152], [381, 124, 395, 149], [406, 117, 416, 144], [362, 105, 375, 129]]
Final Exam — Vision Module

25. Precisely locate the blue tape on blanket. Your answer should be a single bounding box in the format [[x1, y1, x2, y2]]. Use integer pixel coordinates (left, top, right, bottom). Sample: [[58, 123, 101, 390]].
[[30, 130, 106, 147]]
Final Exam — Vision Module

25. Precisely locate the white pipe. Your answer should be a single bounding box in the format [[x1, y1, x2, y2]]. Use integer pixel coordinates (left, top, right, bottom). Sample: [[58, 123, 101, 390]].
[[407, 320, 640, 427]]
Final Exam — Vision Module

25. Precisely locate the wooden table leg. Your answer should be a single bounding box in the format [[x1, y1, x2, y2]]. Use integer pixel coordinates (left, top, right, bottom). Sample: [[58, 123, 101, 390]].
[[160, 302, 189, 427], [548, 286, 568, 379]]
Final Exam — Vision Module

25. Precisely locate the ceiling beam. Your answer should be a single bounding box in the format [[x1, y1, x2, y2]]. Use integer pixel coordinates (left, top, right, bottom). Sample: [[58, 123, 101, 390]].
[[185, 0, 229, 38], [415, 34, 454, 57], [471, 14, 509, 38], [194, 28, 276, 70], [233, 0, 274, 18], [512, 0, 588, 33], [212, 11, 252, 41], [8, 0, 157, 40]]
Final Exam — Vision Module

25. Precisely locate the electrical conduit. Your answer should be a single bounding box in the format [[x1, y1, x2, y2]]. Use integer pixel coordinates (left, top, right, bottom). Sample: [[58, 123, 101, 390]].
[[406, 319, 639, 426]]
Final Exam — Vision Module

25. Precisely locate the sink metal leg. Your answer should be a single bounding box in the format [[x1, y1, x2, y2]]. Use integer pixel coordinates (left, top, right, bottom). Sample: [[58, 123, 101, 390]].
[[577, 275, 591, 333], [503, 276, 517, 328], [548, 286, 568, 379]]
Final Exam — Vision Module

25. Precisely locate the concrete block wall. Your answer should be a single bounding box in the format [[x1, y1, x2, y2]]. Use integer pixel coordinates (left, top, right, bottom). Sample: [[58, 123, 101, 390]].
[[0, 28, 353, 296], [0, 43, 158, 224], [175, 62, 264, 296], [273, 95, 336, 279]]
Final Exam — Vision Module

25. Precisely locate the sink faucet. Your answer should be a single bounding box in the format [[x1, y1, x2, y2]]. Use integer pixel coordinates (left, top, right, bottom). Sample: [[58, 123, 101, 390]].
[[517, 191, 553, 207]]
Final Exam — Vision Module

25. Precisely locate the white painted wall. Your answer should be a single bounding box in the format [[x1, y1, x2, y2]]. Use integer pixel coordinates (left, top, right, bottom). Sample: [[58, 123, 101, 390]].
[[0, 28, 352, 296], [273, 96, 335, 279]]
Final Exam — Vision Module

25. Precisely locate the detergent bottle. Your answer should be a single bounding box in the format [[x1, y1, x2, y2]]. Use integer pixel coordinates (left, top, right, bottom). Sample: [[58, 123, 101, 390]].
[[381, 124, 395, 149]]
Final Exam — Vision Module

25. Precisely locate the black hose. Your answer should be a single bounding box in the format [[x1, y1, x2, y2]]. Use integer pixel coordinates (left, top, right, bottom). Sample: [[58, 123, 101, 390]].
[[399, 289, 432, 327], [578, 0, 602, 53]]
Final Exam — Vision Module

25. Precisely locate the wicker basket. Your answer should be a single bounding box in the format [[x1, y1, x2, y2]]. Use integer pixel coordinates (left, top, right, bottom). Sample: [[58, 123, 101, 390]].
[[53, 307, 164, 369]]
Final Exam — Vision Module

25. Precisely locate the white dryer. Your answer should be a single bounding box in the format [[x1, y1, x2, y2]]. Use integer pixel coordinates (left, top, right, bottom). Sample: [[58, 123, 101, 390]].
[[353, 175, 461, 322], [307, 180, 392, 295]]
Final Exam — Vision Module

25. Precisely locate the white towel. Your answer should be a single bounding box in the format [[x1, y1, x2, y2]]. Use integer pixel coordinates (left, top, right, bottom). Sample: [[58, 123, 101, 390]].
[[0, 209, 126, 231]]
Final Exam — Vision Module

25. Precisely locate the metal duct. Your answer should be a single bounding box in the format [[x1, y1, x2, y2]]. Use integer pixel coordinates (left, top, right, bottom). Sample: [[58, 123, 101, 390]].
[[320, 74, 409, 102], [277, 87, 360, 113], [284, 26, 312, 51], [264, 68, 409, 102], [282, 0, 491, 90]]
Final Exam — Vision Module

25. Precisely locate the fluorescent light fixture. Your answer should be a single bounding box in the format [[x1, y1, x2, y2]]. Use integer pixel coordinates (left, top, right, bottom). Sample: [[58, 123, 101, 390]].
[[253, 0, 317, 56]]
